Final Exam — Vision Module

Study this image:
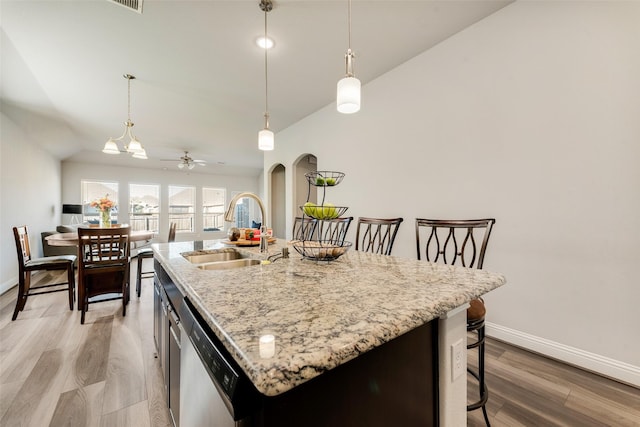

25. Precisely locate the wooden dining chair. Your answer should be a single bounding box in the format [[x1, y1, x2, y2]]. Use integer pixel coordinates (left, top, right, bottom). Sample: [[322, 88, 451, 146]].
[[355, 217, 404, 256], [317, 216, 353, 245], [292, 216, 317, 241], [135, 222, 176, 297], [415, 218, 496, 427], [11, 226, 76, 321], [77, 226, 131, 324]]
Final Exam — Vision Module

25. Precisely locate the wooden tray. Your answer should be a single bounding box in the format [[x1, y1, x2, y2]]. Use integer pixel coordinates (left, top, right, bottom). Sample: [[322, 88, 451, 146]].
[[222, 237, 277, 246]]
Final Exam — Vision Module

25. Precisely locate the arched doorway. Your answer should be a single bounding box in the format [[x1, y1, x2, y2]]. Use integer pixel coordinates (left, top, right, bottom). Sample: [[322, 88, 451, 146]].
[[269, 163, 286, 239], [292, 154, 317, 235]]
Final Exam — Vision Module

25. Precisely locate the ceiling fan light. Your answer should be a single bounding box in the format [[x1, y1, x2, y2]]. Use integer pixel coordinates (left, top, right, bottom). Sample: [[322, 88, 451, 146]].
[[103, 139, 120, 154], [337, 76, 361, 114], [188, 163, 195, 170], [178, 162, 185, 169], [258, 128, 274, 151]]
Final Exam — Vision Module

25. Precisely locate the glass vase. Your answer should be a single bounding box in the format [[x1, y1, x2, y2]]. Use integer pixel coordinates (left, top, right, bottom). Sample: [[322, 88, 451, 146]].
[[100, 209, 112, 228]]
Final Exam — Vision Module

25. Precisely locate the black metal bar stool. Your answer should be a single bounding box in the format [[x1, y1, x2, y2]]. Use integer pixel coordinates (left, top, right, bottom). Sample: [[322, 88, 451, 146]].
[[354, 217, 403, 255], [415, 218, 496, 427], [135, 222, 175, 297]]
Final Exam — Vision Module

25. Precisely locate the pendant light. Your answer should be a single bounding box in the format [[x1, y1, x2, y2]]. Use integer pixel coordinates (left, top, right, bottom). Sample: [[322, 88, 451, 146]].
[[337, 0, 361, 114], [103, 74, 147, 159], [258, 0, 274, 151]]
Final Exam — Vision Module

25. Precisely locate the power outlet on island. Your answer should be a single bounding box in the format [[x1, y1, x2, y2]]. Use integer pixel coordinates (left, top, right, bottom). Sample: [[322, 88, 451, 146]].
[[451, 339, 464, 381]]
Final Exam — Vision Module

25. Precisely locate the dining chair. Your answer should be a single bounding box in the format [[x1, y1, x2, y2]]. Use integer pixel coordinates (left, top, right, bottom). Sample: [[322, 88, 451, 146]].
[[135, 222, 176, 297], [316, 216, 353, 245], [354, 217, 404, 256], [77, 226, 131, 324], [11, 226, 76, 321], [415, 218, 496, 427], [292, 216, 317, 241]]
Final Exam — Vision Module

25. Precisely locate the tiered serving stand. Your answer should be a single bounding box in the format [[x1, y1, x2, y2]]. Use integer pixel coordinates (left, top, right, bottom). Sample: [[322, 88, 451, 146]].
[[292, 171, 352, 261]]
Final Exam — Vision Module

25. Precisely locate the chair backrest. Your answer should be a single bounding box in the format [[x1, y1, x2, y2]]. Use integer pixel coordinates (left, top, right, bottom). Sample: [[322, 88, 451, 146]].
[[78, 226, 131, 266], [292, 217, 318, 241], [13, 226, 32, 269], [415, 218, 495, 269], [168, 222, 177, 243], [355, 217, 404, 256], [317, 217, 353, 244]]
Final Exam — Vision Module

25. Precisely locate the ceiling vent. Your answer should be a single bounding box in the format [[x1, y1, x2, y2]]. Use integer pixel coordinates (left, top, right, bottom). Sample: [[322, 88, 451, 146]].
[[108, 0, 143, 13]]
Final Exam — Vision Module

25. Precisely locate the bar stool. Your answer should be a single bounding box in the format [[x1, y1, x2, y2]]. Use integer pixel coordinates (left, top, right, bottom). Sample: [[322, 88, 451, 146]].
[[135, 222, 176, 297], [415, 218, 496, 427], [354, 217, 403, 255], [317, 216, 353, 244], [292, 216, 317, 241]]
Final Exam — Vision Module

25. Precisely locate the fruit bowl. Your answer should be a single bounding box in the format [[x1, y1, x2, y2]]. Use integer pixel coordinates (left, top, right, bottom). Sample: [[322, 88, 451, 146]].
[[305, 171, 345, 187], [299, 204, 349, 220], [291, 240, 352, 261]]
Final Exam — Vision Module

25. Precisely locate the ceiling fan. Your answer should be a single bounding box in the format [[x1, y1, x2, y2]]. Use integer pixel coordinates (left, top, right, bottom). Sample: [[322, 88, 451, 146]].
[[161, 151, 206, 170]]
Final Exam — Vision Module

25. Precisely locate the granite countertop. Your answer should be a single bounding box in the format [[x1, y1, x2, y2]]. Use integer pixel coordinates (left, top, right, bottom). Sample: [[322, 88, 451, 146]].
[[152, 239, 506, 397]]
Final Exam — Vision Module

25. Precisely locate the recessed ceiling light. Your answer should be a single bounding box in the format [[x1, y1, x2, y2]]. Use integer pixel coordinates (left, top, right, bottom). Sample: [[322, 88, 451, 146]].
[[256, 36, 274, 49]]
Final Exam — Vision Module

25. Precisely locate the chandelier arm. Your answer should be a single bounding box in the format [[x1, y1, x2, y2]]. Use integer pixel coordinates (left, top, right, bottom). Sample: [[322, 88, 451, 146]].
[[112, 125, 129, 142]]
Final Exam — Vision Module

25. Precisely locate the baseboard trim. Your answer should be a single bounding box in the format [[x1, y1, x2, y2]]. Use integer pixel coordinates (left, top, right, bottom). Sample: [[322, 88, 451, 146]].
[[486, 322, 640, 388], [1, 277, 17, 296]]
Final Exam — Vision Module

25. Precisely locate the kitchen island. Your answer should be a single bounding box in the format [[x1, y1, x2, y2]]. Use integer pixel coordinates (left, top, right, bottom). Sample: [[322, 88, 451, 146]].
[[152, 240, 506, 426]]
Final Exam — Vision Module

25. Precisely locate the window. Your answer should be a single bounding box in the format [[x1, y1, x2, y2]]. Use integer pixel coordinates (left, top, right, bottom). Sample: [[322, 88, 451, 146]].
[[168, 185, 195, 233], [129, 184, 160, 232], [81, 180, 118, 224], [231, 192, 262, 229], [203, 187, 225, 232]]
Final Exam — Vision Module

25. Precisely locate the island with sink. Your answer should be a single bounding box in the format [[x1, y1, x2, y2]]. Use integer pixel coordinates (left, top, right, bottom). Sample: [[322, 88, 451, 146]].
[[152, 239, 506, 427]]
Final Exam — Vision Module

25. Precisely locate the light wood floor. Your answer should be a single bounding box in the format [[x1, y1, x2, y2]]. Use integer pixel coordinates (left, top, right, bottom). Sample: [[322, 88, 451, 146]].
[[1, 265, 638, 427], [0, 259, 172, 427], [467, 333, 640, 426]]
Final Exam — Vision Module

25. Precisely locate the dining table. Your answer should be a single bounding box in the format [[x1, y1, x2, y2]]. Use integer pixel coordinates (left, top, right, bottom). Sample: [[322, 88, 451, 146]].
[[45, 228, 155, 311], [45, 229, 155, 247]]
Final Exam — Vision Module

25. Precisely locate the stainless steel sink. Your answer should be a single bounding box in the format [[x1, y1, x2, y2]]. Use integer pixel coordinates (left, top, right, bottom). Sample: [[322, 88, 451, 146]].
[[183, 250, 243, 264], [197, 258, 261, 270]]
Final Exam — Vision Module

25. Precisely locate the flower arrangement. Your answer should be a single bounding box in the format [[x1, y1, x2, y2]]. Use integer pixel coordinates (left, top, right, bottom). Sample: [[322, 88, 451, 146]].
[[91, 194, 115, 227], [90, 194, 115, 212]]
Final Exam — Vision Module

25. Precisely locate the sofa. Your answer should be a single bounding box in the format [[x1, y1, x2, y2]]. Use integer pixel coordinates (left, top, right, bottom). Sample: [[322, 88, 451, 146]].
[[41, 225, 81, 264]]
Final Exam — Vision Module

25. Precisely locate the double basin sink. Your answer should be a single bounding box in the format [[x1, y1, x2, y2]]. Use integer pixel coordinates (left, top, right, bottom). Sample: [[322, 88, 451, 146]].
[[183, 249, 261, 270]]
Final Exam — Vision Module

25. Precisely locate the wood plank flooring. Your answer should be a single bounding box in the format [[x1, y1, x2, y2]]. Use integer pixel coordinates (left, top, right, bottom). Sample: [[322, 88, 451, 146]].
[[1, 264, 638, 426], [0, 259, 171, 427], [467, 334, 640, 426]]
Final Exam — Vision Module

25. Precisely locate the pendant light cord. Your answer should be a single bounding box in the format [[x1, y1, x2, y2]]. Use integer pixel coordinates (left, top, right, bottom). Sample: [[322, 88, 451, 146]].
[[345, 0, 354, 77], [127, 76, 132, 123], [264, 2, 270, 128], [348, 0, 352, 51]]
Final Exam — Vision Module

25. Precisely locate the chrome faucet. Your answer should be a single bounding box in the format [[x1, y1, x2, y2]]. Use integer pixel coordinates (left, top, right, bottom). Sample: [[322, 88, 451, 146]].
[[224, 192, 269, 253]]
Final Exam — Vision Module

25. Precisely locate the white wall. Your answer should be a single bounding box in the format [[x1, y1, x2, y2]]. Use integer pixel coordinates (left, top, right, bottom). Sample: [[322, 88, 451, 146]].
[[1, 113, 62, 294], [265, 1, 640, 384], [62, 161, 260, 242]]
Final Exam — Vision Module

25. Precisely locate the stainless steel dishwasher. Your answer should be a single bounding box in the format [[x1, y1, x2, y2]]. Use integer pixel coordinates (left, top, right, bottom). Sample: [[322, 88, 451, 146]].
[[179, 299, 261, 427]]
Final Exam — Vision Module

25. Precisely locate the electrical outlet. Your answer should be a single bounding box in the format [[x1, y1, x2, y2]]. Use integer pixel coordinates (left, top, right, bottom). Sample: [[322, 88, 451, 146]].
[[451, 339, 464, 381]]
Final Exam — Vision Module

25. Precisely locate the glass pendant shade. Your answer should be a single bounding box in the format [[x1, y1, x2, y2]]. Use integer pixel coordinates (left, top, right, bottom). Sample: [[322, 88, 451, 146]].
[[258, 128, 274, 151], [103, 139, 120, 154], [188, 163, 195, 170], [337, 76, 361, 114], [178, 162, 185, 169], [127, 138, 143, 154], [132, 148, 147, 159]]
